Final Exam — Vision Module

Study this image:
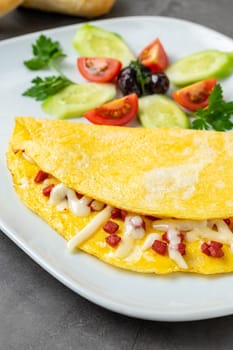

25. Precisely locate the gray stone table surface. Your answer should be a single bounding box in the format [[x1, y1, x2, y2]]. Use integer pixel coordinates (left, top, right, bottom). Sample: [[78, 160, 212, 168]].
[[1, 0, 233, 349]]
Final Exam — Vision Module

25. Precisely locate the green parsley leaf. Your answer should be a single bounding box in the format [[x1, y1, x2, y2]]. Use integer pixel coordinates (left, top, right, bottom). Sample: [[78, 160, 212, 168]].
[[191, 84, 233, 131], [24, 35, 66, 70], [22, 76, 71, 101], [192, 118, 209, 130], [130, 60, 150, 95]]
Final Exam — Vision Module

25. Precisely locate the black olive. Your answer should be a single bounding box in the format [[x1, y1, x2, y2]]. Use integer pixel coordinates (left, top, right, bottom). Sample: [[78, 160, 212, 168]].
[[117, 66, 142, 96], [117, 61, 169, 97], [145, 72, 170, 95], [138, 63, 151, 75]]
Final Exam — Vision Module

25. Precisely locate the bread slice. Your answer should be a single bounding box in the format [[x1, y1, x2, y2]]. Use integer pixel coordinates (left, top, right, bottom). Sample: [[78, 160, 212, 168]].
[[0, 0, 23, 16], [22, 0, 116, 17], [0, 0, 116, 17]]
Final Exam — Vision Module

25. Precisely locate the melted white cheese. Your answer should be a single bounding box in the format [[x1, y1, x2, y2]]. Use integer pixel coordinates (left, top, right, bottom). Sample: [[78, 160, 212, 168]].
[[49, 183, 69, 205], [116, 234, 135, 258], [142, 233, 160, 251], [168, 247, 187, 269], [115, 215, 145, 258], [69, 194, 92, 217], [153, 219, 207, 232], [124, 215, 145, 239], [167, 228, 188, 269], [56, 199, 68, 212], [186, 220, 233, 245], [67, 205, 112, 252], [41, 178, 233, 268], [167, 228, 180, 249], [49, 183, 92, 216]]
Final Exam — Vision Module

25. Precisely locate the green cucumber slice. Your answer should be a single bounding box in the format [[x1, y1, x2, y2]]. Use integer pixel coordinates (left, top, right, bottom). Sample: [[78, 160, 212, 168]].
[[72, 24, 135, 67], [42, 83, 116, 119], [138, 95, 189, 128], [166, 50, 233, 86]]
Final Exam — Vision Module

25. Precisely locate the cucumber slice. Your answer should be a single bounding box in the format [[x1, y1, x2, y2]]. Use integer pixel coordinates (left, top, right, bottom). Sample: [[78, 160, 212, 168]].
[[166, 50, 233, 86], [42, 83, 116, 119], [138, 95, 189, 128], [72, 24, 135, 67]]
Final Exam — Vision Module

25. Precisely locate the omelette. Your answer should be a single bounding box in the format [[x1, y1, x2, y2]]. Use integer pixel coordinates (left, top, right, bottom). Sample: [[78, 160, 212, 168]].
[[6, 117, 233, 274]]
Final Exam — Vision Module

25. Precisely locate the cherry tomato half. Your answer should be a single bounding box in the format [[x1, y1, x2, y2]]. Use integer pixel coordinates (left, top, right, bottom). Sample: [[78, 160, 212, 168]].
[[84, 93, 138, 126], [172, 78, 217, 111], [77, 57, 122, 83], [138, 38, 169, 73]]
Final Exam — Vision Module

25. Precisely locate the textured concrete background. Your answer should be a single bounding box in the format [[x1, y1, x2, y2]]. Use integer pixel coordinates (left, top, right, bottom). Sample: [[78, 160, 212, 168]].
[[1, 0, 233, 349], [1, 0, 233, 39]]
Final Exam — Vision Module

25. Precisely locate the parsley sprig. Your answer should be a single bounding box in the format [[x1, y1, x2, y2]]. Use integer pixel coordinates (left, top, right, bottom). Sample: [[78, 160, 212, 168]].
[[23, 76, 71, 101], [23, 35, 73, 101], [192, 84, 233, 131], [130, 60, 150, 95], [24, 35, 66, 70]]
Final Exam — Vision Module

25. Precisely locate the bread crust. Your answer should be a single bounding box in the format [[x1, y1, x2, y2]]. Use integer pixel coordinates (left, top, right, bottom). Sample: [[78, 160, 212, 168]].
[[22, 0, 116, 17], [0, 0, 23, 16]]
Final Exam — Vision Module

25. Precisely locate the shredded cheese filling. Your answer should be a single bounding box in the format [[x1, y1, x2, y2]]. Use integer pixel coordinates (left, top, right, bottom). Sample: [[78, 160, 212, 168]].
[[67, 205, 113, 252], [47, 181, 233, 267], [22, 147, 233, 268]]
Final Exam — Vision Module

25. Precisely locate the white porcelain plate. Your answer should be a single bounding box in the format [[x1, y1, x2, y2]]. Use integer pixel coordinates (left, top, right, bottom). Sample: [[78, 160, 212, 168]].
[[1, 16, 233, 322]]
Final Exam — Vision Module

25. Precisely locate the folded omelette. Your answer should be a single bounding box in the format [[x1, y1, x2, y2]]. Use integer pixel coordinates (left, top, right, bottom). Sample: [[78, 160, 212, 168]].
[[6, 117, 233, 274]]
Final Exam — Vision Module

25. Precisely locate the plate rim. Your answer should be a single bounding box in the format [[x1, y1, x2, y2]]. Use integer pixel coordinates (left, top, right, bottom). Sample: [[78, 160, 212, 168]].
[[0, 15, 232, 46], [1, 15, 233, 322]]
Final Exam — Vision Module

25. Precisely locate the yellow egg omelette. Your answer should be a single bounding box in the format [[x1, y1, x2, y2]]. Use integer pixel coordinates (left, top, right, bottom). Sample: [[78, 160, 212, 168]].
[[6, 116, 233, 274]]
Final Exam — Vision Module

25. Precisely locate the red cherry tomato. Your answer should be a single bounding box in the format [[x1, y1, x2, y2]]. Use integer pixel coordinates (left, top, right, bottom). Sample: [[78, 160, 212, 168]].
[[138, 38, 169, 73], [172, 78, 217, 111], [84, 93, 138, 126], [77, 57, 122, 83]]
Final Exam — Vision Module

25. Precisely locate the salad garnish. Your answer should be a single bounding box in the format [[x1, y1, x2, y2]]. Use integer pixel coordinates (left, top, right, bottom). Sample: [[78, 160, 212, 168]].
[[23, 76, 71, 101], [23, 35, 73, 100], [24, 35, 66, 71], [192, 84, 233, 131], [22, 31, 233, 130]]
